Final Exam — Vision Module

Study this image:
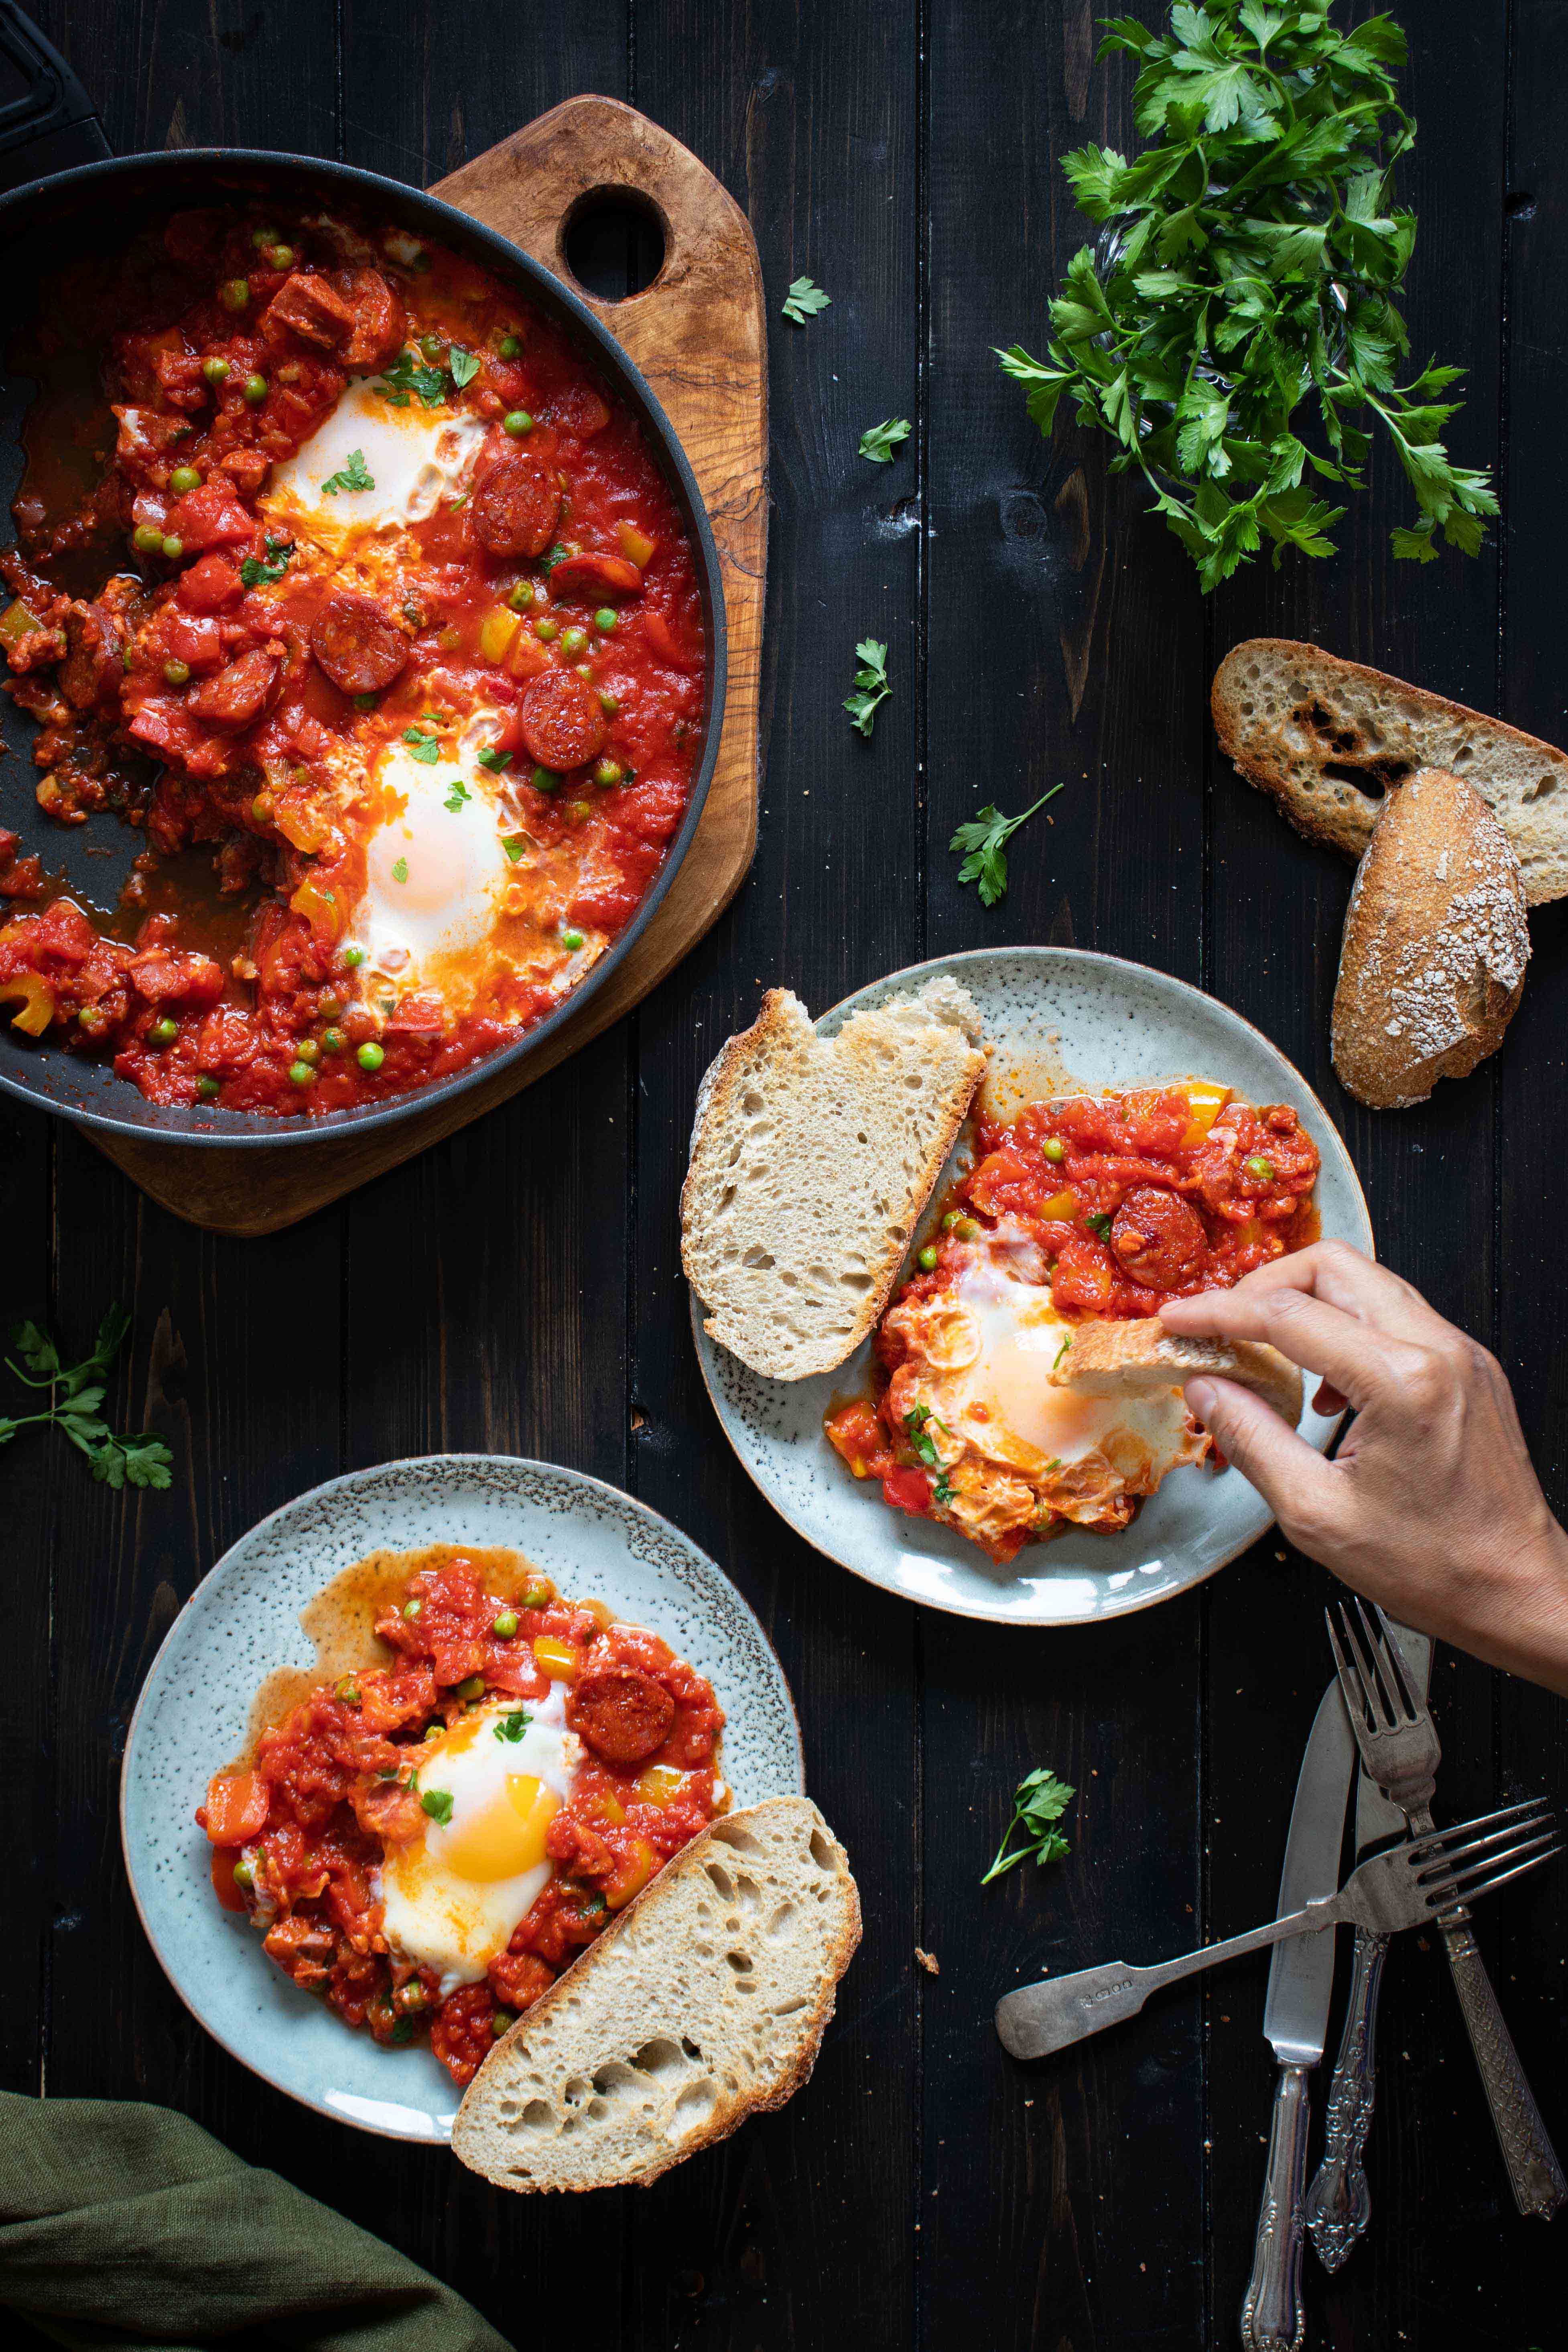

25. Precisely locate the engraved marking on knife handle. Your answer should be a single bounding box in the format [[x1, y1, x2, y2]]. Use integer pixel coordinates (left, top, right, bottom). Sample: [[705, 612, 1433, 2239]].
[[1241, 2060, 1310, 2352], [1305, 1926, 1385, 2269]]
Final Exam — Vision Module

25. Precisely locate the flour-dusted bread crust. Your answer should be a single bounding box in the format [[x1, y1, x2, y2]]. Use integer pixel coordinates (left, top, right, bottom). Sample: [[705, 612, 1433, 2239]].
[[680, 981, 987, 1379], [451, 1798, 861, 2194], [1212, 639, 1568, 906], [1050, 1317, 1304, 1427], [1331, 768, 1529, 1111]]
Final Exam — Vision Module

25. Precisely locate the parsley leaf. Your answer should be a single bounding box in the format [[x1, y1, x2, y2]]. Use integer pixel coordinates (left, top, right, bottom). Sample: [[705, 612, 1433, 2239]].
[[540, 543, 571, 573], [448, 344, 480, 388], [1000, 2, 1495, 587], [391, 858, 409, 884], [443, 779, 471, 812], [1052, 1334, 1071, 1371], [844, 638, 890, 738], [1, 1306, 173, 1491], [501, 834, 528, 863], [239, 534, 294, 589], [401, 725, 441, 763], [859, 417, 911, 463], [982, 1767, 1076, 1884], [321, 447, 374, 496], [421, 1788, 455, 1825], [476, 746, 512, 772], [782, 274, 831, 325], [902, 1403, 949, 1469], [375, 349, 449, 410], [1085, 1211, 1114, 1242], [949, 783, 1066, 905], [494, 1710, 533, 1743]]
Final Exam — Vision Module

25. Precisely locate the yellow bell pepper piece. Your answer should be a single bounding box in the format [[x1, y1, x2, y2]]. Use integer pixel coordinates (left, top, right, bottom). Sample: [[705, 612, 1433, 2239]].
[[1180, 1081, 1231, 1150], [478, 605, 520, 664], [1040, 1188, 1078, 1224], [606, 1838, 658, 1910], [0, 596, 42, 650], [532, 1635, 580, 1682], [0, 970, 55, 1037], [289, 874, 343, 944], [636, 1763, 685, 1807], [616, 520, 657, 569]]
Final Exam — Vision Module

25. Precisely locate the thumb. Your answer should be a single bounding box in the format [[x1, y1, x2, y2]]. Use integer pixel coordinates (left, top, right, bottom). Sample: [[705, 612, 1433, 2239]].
[[1184, 1375, 1343, 1537]]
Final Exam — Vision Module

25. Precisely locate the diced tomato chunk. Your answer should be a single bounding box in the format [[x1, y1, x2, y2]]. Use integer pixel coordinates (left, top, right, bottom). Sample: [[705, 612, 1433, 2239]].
[[177, 553, 244, 613], [165, 479, 253, 550]]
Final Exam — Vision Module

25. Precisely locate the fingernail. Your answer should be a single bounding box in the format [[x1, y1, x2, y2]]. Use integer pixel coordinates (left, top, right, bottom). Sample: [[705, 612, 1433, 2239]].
[[1184, 1378, 1217, 1424]]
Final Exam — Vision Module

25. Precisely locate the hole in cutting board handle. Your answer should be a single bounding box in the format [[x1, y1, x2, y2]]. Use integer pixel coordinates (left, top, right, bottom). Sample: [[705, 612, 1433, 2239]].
[[561, 187, 668, 303]]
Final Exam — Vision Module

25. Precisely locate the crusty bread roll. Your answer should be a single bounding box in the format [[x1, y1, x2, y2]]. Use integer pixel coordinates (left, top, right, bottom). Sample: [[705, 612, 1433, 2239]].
[[1212, 639, 1568, 906], [1330, 768, 1529, 1111], [1049, 1318, 1304, 1427]]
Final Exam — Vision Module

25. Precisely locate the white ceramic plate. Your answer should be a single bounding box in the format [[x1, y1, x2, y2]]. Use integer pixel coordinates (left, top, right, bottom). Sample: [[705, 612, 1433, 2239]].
[[120, 1455, 802, 2143], [691, 947, 1373, 1626]]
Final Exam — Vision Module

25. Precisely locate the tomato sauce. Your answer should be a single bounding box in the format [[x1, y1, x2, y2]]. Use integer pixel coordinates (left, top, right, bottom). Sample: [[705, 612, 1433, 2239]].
[[0, 202, 706, 1114], [198, 1553, 725, 2087]]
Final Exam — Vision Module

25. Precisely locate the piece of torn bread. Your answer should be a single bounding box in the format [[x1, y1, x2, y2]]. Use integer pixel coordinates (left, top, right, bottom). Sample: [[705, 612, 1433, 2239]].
[[681, 981, 987, 1379], [451, 1798, 861, 2194], [1049, 1318, 1304, 1427], [1212, 639, 1568, 906]]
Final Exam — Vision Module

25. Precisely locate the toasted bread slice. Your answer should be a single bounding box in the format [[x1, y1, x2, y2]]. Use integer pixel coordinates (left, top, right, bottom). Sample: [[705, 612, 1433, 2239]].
[[1050, 1318, 1304, 1427], [1212, 639, 1568, 906], [451, 1798, 861, 2194], [681, 981, 987, 1379], [1331, 768, 1529, 1111]]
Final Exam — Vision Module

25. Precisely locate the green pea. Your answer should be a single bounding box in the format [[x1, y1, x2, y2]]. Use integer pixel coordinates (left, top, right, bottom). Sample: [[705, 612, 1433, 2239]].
[[160, 534, 184, 561], [250, 794, 274, 823], [561, 929, 585, 951], [531, 766, 557, 792], [196, 1076, 220, 1101], [1245, 1154, 1276, 1183], [220, 277, 250, 311], [597, 689, 619, 716], [336, 1676, 362, 1707], [341, 945, 366, 969], [1043, 1136, 1067, 1164], [293, 1038, 321, 1066], [287, 1059, 315, 1087], [453, 1673, 485, 1701], [918, 1244, 938, 1271], [402, 1597, 422, 1620], [263, 243, 296, 270], [492, 1609, 519, 1639], [498, 334, 521, 359], [502, 410, 533, 437], [357, 1040, 385, 1072], [941, 1210, 960, 1231], [250, 227, 280, 250], [593, 607, 617, 634], [591, 757, 622, 788], [169, 465, 202, 494], [132, 522, 164, 554], [491, 2011, 513, 2038], [149, 1016, 178, 1046], [508, 580, 535, 612], [202, 355, 231, 385], [421, 332, 443, 360], [522, 1582, 551, 1609], [232, 1860, 254, 1889], [533, 616, 559, 642], [953, 1216, 981, 1241], [162, 658, 191, 687], [243, 373, 268, 406], [559, 626, 587, 657], [321, 1027, 345, 1055]]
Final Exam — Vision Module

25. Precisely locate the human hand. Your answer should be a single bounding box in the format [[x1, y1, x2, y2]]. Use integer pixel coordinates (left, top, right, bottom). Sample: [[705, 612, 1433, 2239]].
[[1158, 1242, 1568, 1693]]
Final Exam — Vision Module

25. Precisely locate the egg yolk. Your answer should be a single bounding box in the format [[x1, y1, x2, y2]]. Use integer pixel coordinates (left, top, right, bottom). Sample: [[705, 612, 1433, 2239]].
[[439, 1773, 561, 1882]]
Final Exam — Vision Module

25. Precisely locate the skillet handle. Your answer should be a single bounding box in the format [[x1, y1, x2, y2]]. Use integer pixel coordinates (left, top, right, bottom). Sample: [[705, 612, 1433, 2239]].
[[0, 2, 108, 192]]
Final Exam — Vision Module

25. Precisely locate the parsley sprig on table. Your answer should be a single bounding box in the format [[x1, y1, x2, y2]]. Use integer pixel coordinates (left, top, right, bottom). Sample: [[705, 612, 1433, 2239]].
[[999, 3, 1496, 588], [844, 638, 891, 737], [983, 1767, 1076, 1884], [949, 783, 1065, 905], [1, 1306, 172, 1491], [859, 417, 911, 463], [782, 275, 831, 325]]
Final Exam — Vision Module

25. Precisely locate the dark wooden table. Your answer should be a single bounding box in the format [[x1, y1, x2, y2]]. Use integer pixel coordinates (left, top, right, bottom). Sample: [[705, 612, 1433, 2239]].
[[6, 4, 1564, 2345]]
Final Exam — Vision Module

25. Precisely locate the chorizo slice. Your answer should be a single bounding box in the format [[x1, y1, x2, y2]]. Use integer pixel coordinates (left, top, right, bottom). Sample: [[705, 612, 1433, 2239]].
[[1109, 1185, 1209, 1293], [310, 593, 410, 695], [186, 644, 282, 729], [518, 670, 607, 773], [264, 270, 357, 353], [470, 451, 561, 559], [546, 551, 644, 602], [567, 1664, 675, 1766]]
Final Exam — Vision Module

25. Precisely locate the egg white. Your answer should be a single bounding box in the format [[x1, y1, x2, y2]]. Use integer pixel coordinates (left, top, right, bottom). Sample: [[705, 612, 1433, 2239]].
[[377, 1686, 583, 1996], [263, 379, 487, 556], [347, 727, 518, 1011]]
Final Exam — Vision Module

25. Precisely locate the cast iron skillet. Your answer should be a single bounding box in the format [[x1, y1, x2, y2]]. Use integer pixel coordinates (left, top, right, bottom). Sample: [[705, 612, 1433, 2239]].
[[0, 6, 727, 1147]]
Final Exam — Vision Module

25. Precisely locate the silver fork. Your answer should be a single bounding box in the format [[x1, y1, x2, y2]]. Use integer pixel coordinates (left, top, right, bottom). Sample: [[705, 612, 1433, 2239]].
[[993, 1803, 1556, 2060], [1324, 1597, 1568, 2220]]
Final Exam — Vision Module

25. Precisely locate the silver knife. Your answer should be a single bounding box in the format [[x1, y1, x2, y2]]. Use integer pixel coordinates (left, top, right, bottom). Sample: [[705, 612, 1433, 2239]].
[[1239, 1676, 1358, 2352], [1305, 1622, 1433, 2269]]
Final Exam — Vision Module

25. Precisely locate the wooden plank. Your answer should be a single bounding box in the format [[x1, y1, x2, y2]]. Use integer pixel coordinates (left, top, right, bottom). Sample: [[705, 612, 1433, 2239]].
[[918, 5, 1212, 2345], [626, 1, 924, 2342], [1203, 4, 1527, 2341]]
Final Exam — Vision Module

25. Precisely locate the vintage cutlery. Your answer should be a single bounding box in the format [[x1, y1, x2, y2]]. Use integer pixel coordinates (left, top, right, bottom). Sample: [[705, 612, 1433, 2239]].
[[1325, 1599, 1568, 2220], [1305, 1619, 1432, 2271], [994, 1802, 1555, 2062], [1239, 1676, 1359, 2352]]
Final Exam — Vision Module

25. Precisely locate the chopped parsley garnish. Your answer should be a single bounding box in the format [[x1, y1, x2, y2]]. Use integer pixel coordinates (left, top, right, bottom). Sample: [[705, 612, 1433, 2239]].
[[859, 417, 911, 463], [950, 784, 1066, 906], [376, 349, 449, 409], [1085, 1211, 1113, 1242], [844, 638, 890, 739], [476, 746, 512, 772], [448, 344, 481, 388], [932, 1472, 955, 1506], [782, 274, 831, 325], [420, 1789, 455, 1826], [540, 543, 571, 573], [321, 448, 374, 496], [391, 857, 409, 884], [982, 1767, 1076, 1885], [903, 1402, 949, 1469], [494, 1710, 532, 1743], [443, 779, 471, 812], [239, 534, 294, 588], [402, 725, 441, 763], [1052, 1335, 1071, 1371], [0, 1304, 173, 1491], [501, 834, 528, 863]]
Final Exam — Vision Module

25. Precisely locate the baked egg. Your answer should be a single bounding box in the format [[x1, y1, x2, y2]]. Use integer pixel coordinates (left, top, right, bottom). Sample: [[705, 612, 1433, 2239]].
[[262, 378, 487, 557]]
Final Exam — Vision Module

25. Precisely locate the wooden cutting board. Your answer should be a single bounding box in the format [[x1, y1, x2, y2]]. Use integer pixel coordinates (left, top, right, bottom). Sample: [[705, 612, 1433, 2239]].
[[86, 96, 766, 1235]]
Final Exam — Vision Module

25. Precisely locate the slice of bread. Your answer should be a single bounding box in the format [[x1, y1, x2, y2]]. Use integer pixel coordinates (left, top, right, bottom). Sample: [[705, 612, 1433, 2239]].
[[1212, 639, 1568, 906], [1050, 1317, 1304, 1427], [1331, 767, 1529, 1111], [451, 1797, 861, 2194], [681, 981, 987, 1379]]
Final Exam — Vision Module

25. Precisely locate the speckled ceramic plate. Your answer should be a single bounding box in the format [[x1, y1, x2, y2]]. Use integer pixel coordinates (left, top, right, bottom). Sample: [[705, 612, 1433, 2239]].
[[691, 948, 1373, 1626], [120, 1455, 802, 2143]]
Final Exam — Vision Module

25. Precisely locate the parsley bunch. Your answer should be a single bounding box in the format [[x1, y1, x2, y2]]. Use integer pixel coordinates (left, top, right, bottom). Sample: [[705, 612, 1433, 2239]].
[[983, 1767, 1076, 1885], [999, 3, 1496, 588], [1, 1306, 172, 1490]]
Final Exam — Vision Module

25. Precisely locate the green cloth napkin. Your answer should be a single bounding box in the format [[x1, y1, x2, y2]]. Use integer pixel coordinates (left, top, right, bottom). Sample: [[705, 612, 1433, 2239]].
[[0, 2091, 512, 2352]]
